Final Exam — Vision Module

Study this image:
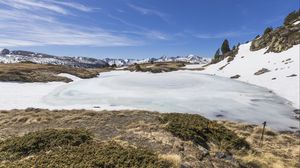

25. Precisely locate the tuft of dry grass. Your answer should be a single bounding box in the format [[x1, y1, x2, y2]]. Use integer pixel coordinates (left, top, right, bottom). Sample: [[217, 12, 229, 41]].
[[218, 120, 300, 168], [159, 154, 182, 167]]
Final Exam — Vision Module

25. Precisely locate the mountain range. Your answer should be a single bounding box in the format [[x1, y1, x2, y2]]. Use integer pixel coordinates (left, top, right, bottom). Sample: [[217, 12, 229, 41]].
[[0, 49, 210, 68]]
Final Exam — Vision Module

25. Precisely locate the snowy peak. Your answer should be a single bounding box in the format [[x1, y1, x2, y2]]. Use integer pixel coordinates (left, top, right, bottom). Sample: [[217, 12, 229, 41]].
[[0, 49, 210, 67], [0, 49, 108, 68]]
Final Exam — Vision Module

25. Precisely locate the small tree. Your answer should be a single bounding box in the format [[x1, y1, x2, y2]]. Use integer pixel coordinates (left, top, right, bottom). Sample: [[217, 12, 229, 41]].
[[221, 39, 230, 54], [232, 45, 236, 50], [284, 10, 299, 25], [263, 27, 273, 35], [214, 49, 220, 57]]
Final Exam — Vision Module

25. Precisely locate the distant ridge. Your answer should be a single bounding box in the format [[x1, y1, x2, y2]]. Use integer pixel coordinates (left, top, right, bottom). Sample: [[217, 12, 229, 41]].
[[0, 49, 210, 68]]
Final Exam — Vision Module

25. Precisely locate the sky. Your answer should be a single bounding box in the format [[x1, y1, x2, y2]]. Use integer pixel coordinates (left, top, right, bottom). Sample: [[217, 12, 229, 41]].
[[0, 0, 298, 59]]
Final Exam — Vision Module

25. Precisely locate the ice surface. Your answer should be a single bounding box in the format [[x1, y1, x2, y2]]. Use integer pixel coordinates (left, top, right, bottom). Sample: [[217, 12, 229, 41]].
[[0, 71, 298, 130]]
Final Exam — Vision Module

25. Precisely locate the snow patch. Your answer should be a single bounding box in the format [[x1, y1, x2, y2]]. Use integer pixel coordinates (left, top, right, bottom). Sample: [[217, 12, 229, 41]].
[[202, 43, 300, 108]]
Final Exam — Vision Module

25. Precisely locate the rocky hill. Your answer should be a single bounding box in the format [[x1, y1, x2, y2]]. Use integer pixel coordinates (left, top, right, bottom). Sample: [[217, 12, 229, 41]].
[[250, 11, 300, 53]]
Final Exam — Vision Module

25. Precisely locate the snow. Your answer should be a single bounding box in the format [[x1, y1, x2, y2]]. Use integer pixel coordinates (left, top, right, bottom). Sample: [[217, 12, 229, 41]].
[[202, 43, 300, 108], [184, 64, 205, 69], [0, 71, 298, 131], [293, 20, 300, 25]]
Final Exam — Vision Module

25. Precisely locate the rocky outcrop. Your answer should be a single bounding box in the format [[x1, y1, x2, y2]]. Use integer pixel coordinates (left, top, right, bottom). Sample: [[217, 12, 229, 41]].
[[250, 17, 300, 53]]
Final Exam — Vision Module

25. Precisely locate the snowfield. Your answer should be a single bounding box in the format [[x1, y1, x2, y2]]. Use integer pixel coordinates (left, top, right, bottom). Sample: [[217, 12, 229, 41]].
[[0, 71, 298, 131], [201, 43, 300, 108]]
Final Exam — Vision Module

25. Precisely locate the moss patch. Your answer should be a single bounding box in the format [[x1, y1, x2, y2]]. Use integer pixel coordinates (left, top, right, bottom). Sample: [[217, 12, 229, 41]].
[[160, 113, 250, 151], [0, 129, 91, 160], [0, 129, 173, 168]]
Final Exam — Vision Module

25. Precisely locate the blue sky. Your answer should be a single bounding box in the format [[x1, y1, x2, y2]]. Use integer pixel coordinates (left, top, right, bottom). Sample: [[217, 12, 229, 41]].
[[0, 0, 298, 59]]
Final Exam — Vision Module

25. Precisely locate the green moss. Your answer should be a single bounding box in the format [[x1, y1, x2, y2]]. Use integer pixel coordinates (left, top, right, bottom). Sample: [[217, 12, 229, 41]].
[[160, 113, 250, 151], [6, 141, 172, 168], [0, 129, 173, 168], [0, 129, 91, 160]]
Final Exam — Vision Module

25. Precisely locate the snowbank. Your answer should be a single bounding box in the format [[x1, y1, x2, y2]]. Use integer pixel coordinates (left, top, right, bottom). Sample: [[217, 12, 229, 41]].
[[202, 43, 300, 108]]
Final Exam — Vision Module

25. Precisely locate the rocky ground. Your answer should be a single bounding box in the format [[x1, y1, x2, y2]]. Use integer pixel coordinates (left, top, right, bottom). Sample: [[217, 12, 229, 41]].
[[0, 109, 299, 168]]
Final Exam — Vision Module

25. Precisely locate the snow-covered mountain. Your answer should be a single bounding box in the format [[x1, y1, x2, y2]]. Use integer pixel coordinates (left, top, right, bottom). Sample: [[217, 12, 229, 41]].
[[0, 50, 109, 68], [0, 49, 209, 67], [201, 42, 300, 109], [201, 19, 300, 109]]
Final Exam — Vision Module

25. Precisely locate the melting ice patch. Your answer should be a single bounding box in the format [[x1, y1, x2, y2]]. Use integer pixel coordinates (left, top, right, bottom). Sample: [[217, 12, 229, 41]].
[[41, 71, 298, 131]]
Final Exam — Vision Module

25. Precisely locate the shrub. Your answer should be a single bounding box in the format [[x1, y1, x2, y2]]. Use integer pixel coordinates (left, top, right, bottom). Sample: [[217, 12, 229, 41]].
[[263, 27, 273, 35], [284, 10, 299, 25], [221, 39, 231, 54], [160, 113, 249, 151], [0, 129, 91, 160], [0, 129, 173, 168]]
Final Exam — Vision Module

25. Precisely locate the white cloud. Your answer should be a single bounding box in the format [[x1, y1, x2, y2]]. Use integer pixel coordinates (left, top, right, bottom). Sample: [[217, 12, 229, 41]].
[[128, 3, 169, 23], [0, 0, 94, 15], [0, 0, 141, 47]]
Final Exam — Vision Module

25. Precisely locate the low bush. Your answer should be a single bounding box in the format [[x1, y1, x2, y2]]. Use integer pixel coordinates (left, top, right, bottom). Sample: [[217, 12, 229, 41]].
[[160, 113, 250, 151], [0, 129, 173, 168], [0, 129, 91, 160]]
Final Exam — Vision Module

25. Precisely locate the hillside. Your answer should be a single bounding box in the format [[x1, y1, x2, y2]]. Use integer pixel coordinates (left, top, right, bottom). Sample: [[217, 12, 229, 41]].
[[202, 14, 300, 109]]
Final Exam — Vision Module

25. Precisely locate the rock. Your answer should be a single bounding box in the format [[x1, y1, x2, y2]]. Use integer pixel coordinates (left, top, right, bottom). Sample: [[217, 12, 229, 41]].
[[293, 109, 300, 114], [254, 68, 270, 75], [286, 74, 297, 77], [271, 77, 277, 80], [230, 74, 240, 79], [250, 20, 300, 53], [215, 152, 233, 160]]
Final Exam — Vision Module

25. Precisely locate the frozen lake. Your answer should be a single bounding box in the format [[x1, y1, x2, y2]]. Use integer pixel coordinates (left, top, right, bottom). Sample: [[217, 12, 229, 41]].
[[0, 71, 298, 130]]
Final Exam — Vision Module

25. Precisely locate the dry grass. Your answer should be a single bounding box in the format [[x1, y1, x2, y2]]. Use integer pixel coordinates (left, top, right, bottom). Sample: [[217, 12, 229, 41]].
[[218, 120, 300, 168], [0, 63, 113, 82], [0, 109, 256, 167], [126, 62, 186, 73]]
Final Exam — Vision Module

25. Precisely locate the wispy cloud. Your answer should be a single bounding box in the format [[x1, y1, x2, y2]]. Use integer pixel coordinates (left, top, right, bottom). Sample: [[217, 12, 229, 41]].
[[0, 0, 94, 15], [195, 31, 255, 39], [107, 14, 169, 40], [0, 0, 140, 47], [128, 3, 170, 23]]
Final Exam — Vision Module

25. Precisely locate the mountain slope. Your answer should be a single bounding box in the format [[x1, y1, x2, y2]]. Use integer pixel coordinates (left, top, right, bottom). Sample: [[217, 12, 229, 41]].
[[202, 42, 299, 108]]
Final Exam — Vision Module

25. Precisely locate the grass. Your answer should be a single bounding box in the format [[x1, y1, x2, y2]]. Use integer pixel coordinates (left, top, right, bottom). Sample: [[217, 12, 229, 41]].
[[0, 129, 92, 160], [126, 62, 186, 73], [0, 129, 173, 168], [160, 113, 250, 151], [0, 63, 101, 82], [1, 109, 298, 167], [218, 120, 300, 168]]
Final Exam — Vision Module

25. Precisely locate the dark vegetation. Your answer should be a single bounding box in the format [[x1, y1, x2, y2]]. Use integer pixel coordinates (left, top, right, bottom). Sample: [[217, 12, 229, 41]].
[[160, 113, 250, 151], [284, 10, 299, 25], [211, 39, 239, 64], [0, 129, 171, 168]]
